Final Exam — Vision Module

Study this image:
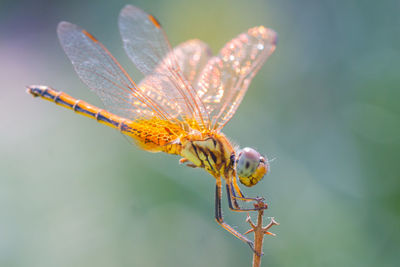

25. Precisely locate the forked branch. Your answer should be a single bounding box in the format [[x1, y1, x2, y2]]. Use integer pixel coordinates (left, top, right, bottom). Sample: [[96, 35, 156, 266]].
[[245, 200, 279, 267]]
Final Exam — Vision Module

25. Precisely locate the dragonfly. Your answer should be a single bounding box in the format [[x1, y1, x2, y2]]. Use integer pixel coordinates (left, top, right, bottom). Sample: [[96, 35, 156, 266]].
[[27, 5, 277, 252]]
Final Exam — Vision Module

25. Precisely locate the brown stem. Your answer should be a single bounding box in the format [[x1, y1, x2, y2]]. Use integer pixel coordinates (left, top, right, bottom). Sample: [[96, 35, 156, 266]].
[[245, 200, 279, 267]]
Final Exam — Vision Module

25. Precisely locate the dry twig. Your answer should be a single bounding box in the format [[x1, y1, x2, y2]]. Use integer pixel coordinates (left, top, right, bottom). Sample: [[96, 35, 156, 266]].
[[245, 200, 279, 267]]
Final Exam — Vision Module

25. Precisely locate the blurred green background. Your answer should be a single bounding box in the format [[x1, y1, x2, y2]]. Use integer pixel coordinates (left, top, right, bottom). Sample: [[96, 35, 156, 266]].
[[1, 0, 399, 266]]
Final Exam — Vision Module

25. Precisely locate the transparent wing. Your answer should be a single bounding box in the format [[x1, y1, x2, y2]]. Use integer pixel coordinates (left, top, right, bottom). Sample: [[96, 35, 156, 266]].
[[138, 39, 212, 122], [196, 26, 277, 131], [119, 5, 209, 129], [57, 21, 175, 121], [158, 39, 212, 86]]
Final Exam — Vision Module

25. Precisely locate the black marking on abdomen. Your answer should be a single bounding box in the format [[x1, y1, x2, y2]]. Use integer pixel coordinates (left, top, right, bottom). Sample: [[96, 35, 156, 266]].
[[54, 97, 73, 108], [53, 91, 62, 104], [120, 122, 133, 134], [74, 103, 96, 117], [43, 89, 74, 109], [29, 87, 46, 97], [96, 112, 119, 127]]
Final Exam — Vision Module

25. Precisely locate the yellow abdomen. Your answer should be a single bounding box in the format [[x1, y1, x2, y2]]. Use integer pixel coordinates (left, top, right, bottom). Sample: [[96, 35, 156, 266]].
[[27, 86, 185, 153]]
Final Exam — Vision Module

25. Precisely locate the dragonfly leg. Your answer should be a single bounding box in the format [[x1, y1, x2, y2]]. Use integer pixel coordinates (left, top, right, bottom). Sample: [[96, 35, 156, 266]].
[[232, 176, 264, 202], [232, 176, 266, 202], [179, 158, 197, 168], [226, 181, 267, 212], [214, 180, 255, 252], [226, 183, 241, 210], [179, 158, 188, 164]]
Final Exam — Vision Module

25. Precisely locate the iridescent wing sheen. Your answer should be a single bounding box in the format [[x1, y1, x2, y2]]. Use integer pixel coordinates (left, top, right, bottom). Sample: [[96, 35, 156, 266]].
[[118, 5, 209, 129], [196, 26, 277, 131], [57, 21, 173, 122]]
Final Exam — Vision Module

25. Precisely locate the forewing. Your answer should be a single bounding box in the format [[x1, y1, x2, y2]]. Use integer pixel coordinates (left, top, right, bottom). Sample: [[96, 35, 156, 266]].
[[196, 26, 277, 130], [119, 5, 209, 129], [57, 21, 171, 121]]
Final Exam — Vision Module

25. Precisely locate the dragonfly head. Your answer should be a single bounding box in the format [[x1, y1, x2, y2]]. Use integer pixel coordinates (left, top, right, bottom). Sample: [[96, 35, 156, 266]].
[[235, 147, 268, 187]]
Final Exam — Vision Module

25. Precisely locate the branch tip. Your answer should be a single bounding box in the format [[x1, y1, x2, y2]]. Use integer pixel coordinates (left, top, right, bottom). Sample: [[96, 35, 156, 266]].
[[244, 228, 255, 235]]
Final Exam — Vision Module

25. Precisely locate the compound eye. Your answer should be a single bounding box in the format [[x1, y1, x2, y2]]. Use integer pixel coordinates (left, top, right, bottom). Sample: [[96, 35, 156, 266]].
[[236, 147, 261, 178]]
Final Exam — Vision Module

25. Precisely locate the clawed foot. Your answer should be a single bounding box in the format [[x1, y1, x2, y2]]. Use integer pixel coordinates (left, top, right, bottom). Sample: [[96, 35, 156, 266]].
[[253, 198, 268, 210], [233, 195, 267, 207], [247, 241, 263, 257]]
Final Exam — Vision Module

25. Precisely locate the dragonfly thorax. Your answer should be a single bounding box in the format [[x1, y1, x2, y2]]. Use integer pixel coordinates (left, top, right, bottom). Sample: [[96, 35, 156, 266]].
[[180, 132, 235, 178]]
